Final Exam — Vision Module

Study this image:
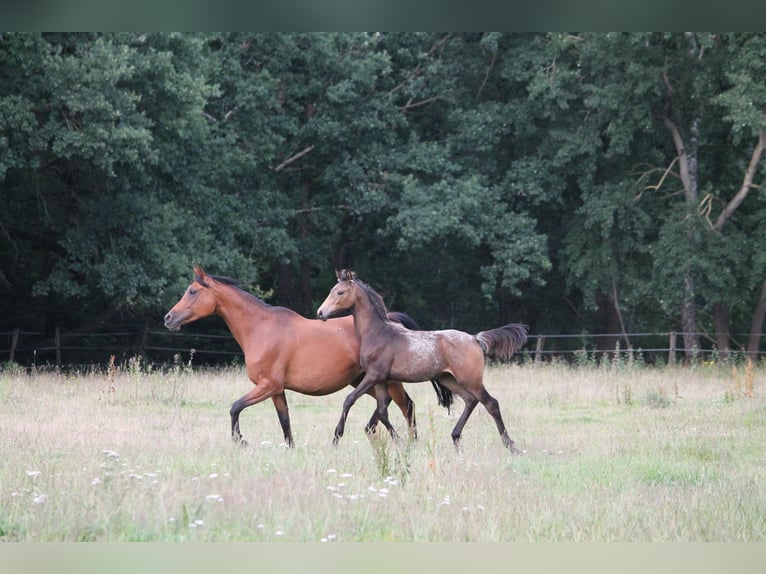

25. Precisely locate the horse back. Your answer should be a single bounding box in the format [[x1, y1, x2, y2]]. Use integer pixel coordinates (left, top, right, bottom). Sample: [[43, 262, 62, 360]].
[[384, 327, 483, 383], [244, 312, 362, 395]]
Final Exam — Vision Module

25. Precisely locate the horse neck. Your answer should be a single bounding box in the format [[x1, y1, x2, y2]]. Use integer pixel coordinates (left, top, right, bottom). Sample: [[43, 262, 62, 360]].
[[349, 285, 388, 342], [212, 284, 271, 345]]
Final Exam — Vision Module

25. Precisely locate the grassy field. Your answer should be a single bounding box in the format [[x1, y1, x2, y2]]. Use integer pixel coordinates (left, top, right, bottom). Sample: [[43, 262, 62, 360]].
[[0, 358, 764, 542]]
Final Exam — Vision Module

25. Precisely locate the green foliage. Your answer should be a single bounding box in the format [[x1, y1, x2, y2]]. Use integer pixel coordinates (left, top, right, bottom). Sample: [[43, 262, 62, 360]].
[[2, 33, 766, 355]]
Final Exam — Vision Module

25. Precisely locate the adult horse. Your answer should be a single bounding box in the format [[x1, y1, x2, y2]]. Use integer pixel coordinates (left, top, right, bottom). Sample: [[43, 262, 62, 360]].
[[317, 269, 527, 452], [164, 265, 451, 447]]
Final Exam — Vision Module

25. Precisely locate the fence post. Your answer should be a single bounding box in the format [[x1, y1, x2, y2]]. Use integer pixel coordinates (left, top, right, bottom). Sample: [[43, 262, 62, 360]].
[[534, 336, 545, 364], [10, 328, 20, 363], [139, 325, 150, 356], [55, 327, 62, 371], [668, 331, 676, 367]]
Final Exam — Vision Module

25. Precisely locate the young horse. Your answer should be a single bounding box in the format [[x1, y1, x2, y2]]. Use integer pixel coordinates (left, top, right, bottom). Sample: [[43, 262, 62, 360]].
[[164, 266, 450, 447], [317, 269, 528, 453]]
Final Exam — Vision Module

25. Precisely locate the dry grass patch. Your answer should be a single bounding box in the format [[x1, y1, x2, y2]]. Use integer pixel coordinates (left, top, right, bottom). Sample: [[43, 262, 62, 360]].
[[0, 361, 764, 541]]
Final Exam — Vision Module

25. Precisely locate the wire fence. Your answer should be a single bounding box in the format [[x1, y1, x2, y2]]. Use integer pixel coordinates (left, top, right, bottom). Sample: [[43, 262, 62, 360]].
[[1, 327, 764, 372]]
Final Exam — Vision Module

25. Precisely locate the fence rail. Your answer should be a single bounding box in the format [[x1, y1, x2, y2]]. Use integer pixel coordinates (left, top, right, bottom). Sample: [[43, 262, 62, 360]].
[[1, 328, 764, 370]]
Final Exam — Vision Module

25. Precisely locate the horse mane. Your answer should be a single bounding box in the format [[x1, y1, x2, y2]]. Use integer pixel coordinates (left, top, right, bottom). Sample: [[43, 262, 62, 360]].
[[198, 273, 270, 307], [340, 270, 389, 322]]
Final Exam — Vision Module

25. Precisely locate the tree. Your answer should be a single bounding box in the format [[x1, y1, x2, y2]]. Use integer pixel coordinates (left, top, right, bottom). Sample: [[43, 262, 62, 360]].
[[1, 33, 289, 335], [540, 33, 765, 359]]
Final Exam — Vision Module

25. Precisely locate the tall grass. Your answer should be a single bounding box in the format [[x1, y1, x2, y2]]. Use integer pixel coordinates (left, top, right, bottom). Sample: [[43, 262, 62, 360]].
[[0, 360, 763, 541]]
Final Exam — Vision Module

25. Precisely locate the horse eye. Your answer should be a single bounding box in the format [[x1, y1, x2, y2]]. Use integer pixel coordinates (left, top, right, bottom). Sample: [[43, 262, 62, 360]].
[[336, 289, 345, 296], [189, 288, 198, 296]]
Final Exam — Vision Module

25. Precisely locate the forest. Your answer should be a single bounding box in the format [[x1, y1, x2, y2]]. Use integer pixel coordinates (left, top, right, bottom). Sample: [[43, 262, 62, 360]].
[[1, 32, 765, 365]]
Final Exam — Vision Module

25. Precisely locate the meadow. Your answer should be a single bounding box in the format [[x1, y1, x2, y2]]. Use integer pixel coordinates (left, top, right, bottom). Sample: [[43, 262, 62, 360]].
[[0, 357, 764, 542]]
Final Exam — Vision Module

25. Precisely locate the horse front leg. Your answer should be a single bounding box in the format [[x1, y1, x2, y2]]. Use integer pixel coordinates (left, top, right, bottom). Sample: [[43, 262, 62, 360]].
[[229, 377, 279, 447], [271, 392, 294, 448], [334, 373, 380, 445], [373, 382, 399, 442], [231, 410, 244, 445], [386, 381, 416, 440]]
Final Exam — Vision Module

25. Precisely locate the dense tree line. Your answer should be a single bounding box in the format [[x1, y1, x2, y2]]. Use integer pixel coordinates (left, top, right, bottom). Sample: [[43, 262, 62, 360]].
[[2, 33, 765, 363]]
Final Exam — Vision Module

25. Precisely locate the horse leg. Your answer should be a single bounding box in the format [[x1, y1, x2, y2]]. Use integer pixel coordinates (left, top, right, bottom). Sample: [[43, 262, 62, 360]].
[[334, 373, 380, 445], [476, 388, 520, 453], [450, 396, 479, 452], [435, 376, 480, 452], [351, 373, 385, 436], [363, 392, 389, 436], [271, 393, 294, 448], [386, 381, 417, 440], [229, 378, 279, 447], [373, 382, 399, 442]]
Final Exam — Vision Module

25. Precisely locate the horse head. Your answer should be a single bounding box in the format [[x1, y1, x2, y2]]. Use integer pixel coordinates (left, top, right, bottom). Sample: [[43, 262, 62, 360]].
[[163, 265, 219, 331], [317, 269, 358, 321]]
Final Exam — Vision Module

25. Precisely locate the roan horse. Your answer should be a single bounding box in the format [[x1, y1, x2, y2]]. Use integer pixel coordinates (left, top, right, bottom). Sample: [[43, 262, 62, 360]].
[[164, 266, 451, 446], [317, 269, 528, 452]]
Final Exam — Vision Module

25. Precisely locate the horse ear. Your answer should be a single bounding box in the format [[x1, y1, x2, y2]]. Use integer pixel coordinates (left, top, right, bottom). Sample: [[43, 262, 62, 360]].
[[193, 265, 206, 279], [337, 269, 357, 282], [335, 269, 342, 281]]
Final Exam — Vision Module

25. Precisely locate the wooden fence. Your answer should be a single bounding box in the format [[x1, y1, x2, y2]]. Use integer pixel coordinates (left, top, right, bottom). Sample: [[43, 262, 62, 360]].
[[1, 328, 763, 371]]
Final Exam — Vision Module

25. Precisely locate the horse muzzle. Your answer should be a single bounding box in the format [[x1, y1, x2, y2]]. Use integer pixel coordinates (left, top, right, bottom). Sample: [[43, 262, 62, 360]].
[[164, 311, 183, 331]]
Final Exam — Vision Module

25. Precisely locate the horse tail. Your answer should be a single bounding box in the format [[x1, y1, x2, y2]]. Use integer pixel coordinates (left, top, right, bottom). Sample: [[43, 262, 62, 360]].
[[386, 311, 455, 413], [475, 323, 528, 361]]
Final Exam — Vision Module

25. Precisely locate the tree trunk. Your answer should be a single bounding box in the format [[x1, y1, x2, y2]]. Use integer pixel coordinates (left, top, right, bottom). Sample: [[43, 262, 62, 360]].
[[715, 130, 766, 363], [747, 278, 766, 361], [593, 289, 620, 353], [664, 115, 702, 360], [712, 302, 730, 361], [681, 275, 699, 361]]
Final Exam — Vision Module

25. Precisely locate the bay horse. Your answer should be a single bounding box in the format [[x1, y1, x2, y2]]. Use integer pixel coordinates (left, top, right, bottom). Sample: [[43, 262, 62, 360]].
[[164, 265, 451, 447], [317, 269, 528, 453]]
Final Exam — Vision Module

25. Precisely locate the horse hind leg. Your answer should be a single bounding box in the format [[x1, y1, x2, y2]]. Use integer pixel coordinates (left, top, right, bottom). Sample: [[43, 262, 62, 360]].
[[477, 388, 520, 454]]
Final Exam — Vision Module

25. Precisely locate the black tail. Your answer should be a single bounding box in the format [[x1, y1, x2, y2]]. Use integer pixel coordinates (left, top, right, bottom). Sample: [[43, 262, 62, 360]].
[[387, 311, 454, 412], [475, 323, 528, 360]]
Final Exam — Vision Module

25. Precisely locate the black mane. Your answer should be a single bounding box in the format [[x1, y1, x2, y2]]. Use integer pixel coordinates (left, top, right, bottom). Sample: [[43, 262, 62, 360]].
[[199, 273, 270, 307], [354, 277, 389, 323]]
